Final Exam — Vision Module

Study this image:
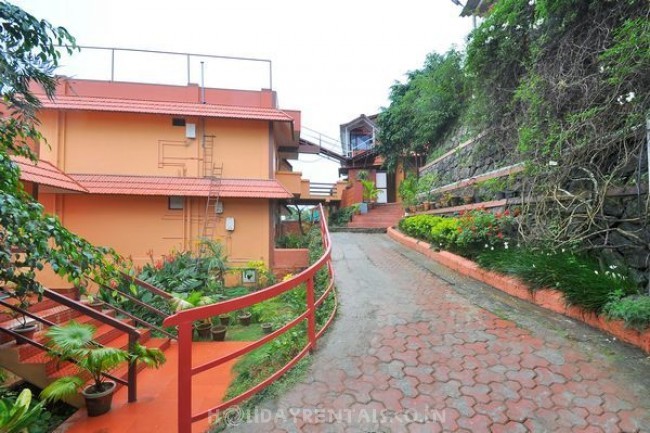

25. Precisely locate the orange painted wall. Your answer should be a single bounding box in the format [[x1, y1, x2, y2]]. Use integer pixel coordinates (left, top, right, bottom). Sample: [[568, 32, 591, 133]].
[[51, 194, 271, 270], [37, 111, 270, 179]]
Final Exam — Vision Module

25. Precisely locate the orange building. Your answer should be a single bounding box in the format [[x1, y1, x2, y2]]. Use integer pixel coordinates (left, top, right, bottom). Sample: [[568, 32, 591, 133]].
[[16, 76, 339, 285]]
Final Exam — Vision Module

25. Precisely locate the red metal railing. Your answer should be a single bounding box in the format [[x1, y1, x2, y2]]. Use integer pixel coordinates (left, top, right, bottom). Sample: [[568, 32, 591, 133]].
[[163, 204, 337, 433]]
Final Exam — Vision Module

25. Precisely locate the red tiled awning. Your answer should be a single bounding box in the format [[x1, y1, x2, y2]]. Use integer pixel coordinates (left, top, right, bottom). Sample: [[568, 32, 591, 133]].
[[69, 174, 293, 199], [12, 156, 88, 193], [40, 96, 294, 123]]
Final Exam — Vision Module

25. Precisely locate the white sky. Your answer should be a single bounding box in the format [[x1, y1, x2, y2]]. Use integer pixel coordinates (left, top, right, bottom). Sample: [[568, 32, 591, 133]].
[[15, 0, 473, 182]]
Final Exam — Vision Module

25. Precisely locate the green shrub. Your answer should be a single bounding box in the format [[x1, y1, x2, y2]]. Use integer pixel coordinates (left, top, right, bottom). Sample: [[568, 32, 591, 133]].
[[399, 215, 445, 241], [604, 295, 650, 330], [328, 206, 356, 227], [429, 217, 459, 248]]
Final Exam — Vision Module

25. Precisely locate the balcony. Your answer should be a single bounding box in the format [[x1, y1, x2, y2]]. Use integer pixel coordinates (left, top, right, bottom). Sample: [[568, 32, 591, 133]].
[[275, 171, 345, 202]]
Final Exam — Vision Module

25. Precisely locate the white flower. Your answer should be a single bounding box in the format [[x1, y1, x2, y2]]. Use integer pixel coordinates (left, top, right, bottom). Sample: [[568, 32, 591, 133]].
[[515, 25, 522, 30], [528, 0, 535, 5], [489, 25, 495, 31], [609, 265, 617, 270], [485, 244, 489, 248], [561, 248, 566, 253], [491, 247, 495, 251], [504, 242, 509, 249], [485, 36, 494, 44], [625, 92, 635, 102], [594, 270, 599, 275], [599, 65, 605, 73], [616, 95, 625, 105]]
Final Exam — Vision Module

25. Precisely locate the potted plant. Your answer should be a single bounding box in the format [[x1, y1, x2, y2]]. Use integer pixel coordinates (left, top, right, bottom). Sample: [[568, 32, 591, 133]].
[[360, 179, 379, 209], [417, 173, 438, 211], [399, 175, 418, 213], [210, 324, 227, 341], [170, 291, 215, 341], [40, 321, 165, 417], [237, 310, 252, 326], [6, 284, 39, 345], [261, 323, 273, 334], [218, 314, 231, 326]]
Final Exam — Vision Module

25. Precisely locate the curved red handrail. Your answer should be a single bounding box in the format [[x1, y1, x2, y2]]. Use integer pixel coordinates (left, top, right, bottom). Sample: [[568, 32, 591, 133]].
[[163, 204, 337, 433]]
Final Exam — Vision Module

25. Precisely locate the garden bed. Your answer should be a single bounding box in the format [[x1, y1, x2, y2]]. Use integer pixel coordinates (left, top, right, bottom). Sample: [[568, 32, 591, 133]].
[[388, 227, 650, 354]]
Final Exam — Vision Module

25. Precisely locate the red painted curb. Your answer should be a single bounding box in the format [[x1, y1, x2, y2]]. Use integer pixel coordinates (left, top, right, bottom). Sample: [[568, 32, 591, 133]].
[[387, 227, 650, 354]]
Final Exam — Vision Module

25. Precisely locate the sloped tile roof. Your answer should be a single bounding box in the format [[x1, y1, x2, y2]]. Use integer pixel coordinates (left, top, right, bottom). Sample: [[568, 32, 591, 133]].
[[13, 156, 88, 193], [69, 174, 293, 199], [40, 96, 294, 122]]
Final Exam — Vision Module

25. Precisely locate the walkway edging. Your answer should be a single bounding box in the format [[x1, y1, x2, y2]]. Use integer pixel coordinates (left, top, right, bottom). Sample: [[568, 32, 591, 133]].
[[387, 227, 650, 354]]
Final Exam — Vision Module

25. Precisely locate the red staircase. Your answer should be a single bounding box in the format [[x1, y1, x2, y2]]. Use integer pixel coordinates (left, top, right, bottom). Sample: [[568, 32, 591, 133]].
[[0, 287, 172, 407], [347, 203, 404, 230]]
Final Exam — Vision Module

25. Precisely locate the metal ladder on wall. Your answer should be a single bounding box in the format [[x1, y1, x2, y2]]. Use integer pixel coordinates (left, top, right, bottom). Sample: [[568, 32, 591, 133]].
[[201, 136, 223, 253]]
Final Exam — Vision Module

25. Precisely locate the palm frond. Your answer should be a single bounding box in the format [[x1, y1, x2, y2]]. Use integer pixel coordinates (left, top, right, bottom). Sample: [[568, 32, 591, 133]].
[[40, 376, 84, 403], [45, 321, 95, 352], [132, 344, 166, 369]]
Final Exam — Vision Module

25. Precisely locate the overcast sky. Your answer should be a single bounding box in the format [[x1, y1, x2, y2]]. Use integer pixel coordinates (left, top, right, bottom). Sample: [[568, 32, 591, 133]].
[[15, 0, 473, 182]]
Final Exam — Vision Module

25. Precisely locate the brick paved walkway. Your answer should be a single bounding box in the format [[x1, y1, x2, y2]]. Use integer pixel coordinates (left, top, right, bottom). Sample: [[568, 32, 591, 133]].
[[227, 233, 650, 432]]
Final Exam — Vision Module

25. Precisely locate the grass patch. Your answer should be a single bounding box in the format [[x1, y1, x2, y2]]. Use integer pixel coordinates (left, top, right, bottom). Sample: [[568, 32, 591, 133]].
[[226, 324, 264, 342]]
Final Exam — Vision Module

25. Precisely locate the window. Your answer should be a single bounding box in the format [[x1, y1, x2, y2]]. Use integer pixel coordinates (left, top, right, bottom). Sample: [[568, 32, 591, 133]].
[[168, 196, 184, 210], [349, 126, 373, 152], [172, 117, 186, 127]]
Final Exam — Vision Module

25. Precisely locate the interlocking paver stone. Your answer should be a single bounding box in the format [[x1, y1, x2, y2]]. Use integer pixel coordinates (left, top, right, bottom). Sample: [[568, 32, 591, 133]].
[[227, 234, 650, 432]]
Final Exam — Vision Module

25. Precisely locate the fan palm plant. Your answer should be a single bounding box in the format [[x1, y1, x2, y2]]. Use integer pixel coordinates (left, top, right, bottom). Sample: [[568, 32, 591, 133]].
[[40, 322, 165, 416]]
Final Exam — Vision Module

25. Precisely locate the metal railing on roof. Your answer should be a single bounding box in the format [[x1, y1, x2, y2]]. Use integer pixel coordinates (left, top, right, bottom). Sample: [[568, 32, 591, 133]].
[[58, 45, 273, 90]]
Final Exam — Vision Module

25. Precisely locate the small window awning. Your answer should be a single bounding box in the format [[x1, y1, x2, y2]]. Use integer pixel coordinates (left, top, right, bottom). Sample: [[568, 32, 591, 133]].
[[13, 156, 88, 193]]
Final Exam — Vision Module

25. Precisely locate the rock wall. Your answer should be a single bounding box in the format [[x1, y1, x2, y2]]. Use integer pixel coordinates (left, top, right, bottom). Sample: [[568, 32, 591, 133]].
[[418, 130, 649, 289]]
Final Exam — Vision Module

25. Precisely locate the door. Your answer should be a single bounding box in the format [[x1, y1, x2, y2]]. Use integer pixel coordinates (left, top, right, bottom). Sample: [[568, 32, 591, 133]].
[[376, 172, 388, 204]]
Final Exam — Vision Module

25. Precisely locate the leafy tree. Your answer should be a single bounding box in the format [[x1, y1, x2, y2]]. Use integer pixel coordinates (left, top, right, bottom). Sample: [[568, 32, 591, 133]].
[[0, 3, 119, 302], [376, 49, 467, 172]]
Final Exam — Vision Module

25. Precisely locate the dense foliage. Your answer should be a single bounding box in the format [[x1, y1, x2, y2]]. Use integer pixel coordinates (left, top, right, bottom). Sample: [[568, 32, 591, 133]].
[[376, 49, 467, 172], [223, 226, 335, 412], [399, 212, 647, 325], [380, 0, 649, 289], [0, 2, 120, 306], [101, 241, 230, 327]]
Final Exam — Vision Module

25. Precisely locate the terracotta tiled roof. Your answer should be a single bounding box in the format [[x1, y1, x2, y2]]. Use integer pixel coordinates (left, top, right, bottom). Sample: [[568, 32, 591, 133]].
[[12, 156, 88, 193], [39, 96, 294, 122], [69, 174, 293, 199]]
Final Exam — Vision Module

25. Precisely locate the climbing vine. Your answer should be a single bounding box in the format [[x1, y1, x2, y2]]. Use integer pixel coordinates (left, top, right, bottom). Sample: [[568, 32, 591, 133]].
[[378, 0, 649, 285]]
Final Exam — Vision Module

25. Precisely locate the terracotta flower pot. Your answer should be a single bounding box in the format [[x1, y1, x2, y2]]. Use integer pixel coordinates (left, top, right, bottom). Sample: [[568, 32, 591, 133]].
[[83, 380, 116, 417], [12, 323, 38, 345], [211, 325, 227, 341], [195, 323, 212, 340], [261, 323, 273, 334], [238, 313, 252, 326], [89, 301, 104, 312]]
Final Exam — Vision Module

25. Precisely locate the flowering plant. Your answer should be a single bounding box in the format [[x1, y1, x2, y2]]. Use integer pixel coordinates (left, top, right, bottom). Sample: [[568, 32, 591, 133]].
[[455, 209, 514, 250]]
